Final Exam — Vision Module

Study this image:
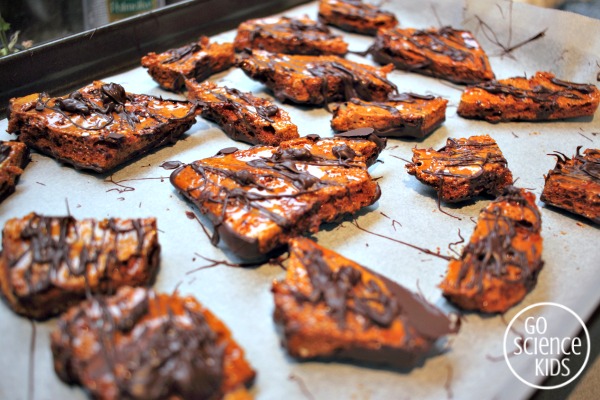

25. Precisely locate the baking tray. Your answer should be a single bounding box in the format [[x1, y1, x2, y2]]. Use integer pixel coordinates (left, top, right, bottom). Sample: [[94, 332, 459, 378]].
[[0, 1, 599, 399]]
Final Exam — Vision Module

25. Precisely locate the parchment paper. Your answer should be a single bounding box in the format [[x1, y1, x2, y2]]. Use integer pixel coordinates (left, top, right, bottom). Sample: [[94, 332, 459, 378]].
[[0, 1, 599, 399]]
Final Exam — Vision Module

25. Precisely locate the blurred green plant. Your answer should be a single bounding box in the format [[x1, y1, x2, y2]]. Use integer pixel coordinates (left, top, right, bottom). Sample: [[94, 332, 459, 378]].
[[0, 13, 20, 56]]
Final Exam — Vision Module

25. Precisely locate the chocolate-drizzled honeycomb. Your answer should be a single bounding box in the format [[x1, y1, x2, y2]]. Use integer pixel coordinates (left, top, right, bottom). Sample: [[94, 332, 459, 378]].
[[541, 147, 600, 223], [170, 134, 384, 260], [7, 81, 197, 172], [318, 0, 398, 36], [186, 80, 299, 146], [331, 93, 448, 139], [234, 15, 348, 56], [0, 213, 160, 319], [406, 135, 513, 202], [440, 187, 544, 313], [370, 26, 495, 84], [272, 238, 459, 367], [51, 286, 255, 399], [458, 72, 600, 123], [238, 49, 397, 107], [141, 36, 235, 91], [0, 141, 29, 203]]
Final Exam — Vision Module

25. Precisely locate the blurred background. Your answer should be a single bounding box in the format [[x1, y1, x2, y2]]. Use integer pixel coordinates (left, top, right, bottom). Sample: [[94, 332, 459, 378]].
[[0, 0, 598, 57]]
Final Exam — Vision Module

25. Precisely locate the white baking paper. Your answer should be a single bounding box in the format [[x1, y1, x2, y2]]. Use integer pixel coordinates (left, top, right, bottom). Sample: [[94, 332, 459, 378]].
[[0, 1, 599, 399]]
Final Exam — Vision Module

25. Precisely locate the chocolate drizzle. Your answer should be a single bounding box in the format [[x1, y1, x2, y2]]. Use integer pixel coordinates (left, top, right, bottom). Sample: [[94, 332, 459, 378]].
[[8, 214, 150, 300], [474, 80, 591, 107], [288, 240, 459, 337], [406, 136, 513, 202], [369, 26, 494, 84], [170, 137, 382, 258], [247, 16, 341, 49], [161, 42, 202, 64], [453, 187, 543, 293], [54, 287, 226, 400], [239, 50, 397, 106], [34, 82, 196, 133], [548, 147, 600, 181]]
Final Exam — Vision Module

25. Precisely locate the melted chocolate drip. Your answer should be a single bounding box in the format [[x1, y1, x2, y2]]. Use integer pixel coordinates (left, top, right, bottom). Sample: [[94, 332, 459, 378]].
[[217, 147, 238, 155], [160, 160, 185, 170]]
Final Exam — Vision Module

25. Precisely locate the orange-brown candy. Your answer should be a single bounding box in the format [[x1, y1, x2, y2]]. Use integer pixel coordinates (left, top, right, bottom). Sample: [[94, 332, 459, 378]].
[[370, 27, 494, 84], [331, 94, 447, 138], [238, 49, 397, 106], [458, 72, 600, 123], [272, 238, 459, 367], [406, 135, 513, 202], [170, 135, 383, 260], [141, 36, 235, 91], [440, 187, 544, 313], [0, 141, 29, 203], [234, 16, 348, 56], [541, 147, 600, 224], [7, 81, 197, 173], [318, 0, 398, 36], [51, 286, 255, 400], [186, 80, 299, 146], [0, 213, 160, 319]]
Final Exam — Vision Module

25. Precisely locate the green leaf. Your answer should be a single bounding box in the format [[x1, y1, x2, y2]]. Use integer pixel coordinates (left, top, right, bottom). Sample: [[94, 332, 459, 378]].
[[0, 14, 10, 32]]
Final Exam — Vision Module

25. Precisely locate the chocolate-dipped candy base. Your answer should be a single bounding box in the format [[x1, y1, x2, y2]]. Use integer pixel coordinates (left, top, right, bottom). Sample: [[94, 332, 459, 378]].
[[272, 238, 459, 367], [51, 286, 256, 400], [541, 147, 600, 224], [440, 187, 544, 313], [170, 134, 384, 260]]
